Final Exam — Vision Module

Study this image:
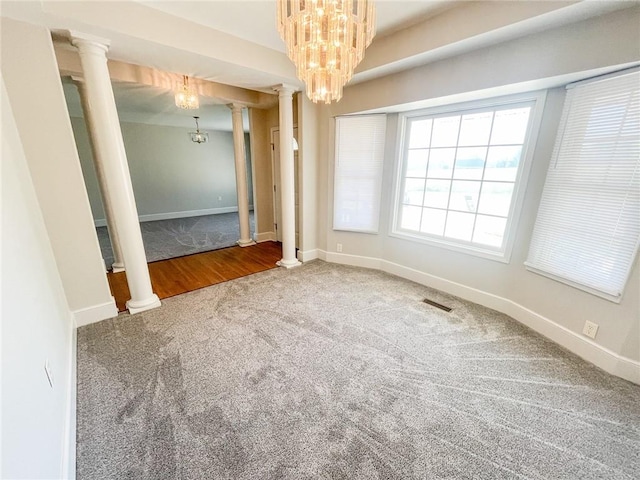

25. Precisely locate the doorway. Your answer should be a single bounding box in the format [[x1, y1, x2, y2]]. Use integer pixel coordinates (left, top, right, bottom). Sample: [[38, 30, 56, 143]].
[[64, 78, 257, 267]]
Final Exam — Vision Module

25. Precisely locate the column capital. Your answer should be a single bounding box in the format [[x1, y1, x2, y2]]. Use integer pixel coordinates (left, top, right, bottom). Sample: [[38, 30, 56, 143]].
[[68, 30, 110, 54], [273, 84, 297, 96], [227, 103, 246, 113], [70, 75, 85, 85]]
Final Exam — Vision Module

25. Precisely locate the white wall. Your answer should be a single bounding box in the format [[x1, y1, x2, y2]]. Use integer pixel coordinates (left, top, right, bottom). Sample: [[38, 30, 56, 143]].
[[317, 7, 640, 379], [0, 18, 116, 324], [71, 117, 253, 222], [1, 76, 75, 480]]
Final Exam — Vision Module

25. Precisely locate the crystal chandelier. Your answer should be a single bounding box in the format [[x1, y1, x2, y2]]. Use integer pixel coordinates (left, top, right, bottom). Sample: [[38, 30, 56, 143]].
[[189, 116, 208, 143], [175, 75, 199, 109], [277, 0, 376, 104]]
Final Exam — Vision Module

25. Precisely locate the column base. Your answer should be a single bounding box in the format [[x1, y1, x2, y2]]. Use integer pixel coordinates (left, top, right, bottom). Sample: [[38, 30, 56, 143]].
[[277, 258, 302, 269], [112, 262, 125, 273], [237, 239, 257, 247], [126, 294, 161, 315]]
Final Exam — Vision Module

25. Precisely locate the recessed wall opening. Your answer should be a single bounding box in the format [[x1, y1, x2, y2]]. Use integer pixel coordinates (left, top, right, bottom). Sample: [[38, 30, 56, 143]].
[[63, 78, 258, 265]]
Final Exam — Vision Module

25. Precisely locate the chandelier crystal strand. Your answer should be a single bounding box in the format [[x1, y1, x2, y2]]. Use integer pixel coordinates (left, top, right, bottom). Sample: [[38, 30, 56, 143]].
[[175, 75, 199, 109], [277, 0, 376, 104]]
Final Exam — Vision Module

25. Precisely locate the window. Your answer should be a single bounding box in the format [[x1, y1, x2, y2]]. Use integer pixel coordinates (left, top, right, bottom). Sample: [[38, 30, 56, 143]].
[[333, 115, 386, 232], [392, 93, 545, 260], [526, 70, 640, 302]]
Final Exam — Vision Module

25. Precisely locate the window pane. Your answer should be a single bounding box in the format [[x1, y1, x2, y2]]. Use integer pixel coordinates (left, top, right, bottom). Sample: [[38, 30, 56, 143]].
[[490, 107, 531, 145], [431, 116, 460, 147], [458, 111, 493, 146], [478, 182, 514, 216], [409, 119, 432, 148], [427, 148, 455, 178], [449, 180, 481, 212], [420, 208, 446, 236], [395, 96, 540, 256], [445, 211, 475, 241], [406, 149, 429, 178], [424, 179, 451, 208], [473, 215, 507, 247], [402, 178, 425, 206], [485, 146, 522, 181], [401, 205, 422, 231], [454, 147, 487, 180]]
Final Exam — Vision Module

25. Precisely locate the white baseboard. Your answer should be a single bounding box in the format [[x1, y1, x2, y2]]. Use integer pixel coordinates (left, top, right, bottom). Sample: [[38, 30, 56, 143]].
[[61, 323, 77, 479], [255, 231, 277, 243], [73, 298, 118, 327], [325, 251, 382, 269], [321, 250, 640, 385], [499, 300, 640, 384], [94, 206, 254, 227], [297, 249, 320, 262], [615, 356, 640, 384]]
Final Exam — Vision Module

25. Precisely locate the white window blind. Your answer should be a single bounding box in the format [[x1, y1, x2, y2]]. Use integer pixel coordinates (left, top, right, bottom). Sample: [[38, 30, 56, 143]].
[[333, 115, 386, 232], [526, 70, 640, 301]]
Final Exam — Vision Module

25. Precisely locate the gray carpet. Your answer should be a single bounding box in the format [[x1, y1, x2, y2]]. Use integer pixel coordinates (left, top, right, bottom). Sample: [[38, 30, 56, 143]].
[[77, 261, 640, 479], [96, 212, 256, 266]]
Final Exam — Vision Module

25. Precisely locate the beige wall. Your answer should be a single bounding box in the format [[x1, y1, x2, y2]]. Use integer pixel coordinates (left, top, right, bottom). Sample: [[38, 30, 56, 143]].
[[335, 6, 640, 116], [0, 18, 114, 317], [71, 117, 252, 221], [248, 100, 301, 242], [297, 92, 320, 256], [249, 107, 276, 238], [317, 8, 640, 363], [249, 95, 310, 245], [1, 74, 76, 480]]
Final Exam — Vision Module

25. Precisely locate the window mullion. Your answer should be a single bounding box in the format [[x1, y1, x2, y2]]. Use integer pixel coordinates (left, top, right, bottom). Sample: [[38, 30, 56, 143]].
[[418, 120, 435, 233], [442, 116, 463, 236], [471, 111, 497, 241]]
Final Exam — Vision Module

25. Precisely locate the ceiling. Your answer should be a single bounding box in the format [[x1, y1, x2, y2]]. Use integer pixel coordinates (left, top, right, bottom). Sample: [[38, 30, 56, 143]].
[[139, 0, 455, 53], [63, 80, 250, 131], [3, 0, 637, 131]]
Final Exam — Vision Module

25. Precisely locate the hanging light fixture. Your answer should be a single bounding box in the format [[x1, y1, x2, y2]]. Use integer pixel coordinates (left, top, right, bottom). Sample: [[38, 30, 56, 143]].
[[189, 116, 208, 143], [277, 0, 376, 104], [175, 75, 199, 109]]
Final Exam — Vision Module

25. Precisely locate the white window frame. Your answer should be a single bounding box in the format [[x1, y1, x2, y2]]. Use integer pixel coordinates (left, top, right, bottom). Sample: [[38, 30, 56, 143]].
[[390, 91, 547, 263], [333, 114, 387, 233]]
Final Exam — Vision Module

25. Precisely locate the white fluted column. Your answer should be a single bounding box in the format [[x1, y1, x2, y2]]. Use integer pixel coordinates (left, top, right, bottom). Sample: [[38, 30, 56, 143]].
[[72, 76, 125, 273], [70, 32, 160, 314], [274, 85, 301, 268], [229, 103, 255, 247]]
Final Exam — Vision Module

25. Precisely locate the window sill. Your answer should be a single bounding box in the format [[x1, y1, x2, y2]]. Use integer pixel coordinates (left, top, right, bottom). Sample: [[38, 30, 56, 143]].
[[524, 264, 623, 304], [389, 229, 512, 264]]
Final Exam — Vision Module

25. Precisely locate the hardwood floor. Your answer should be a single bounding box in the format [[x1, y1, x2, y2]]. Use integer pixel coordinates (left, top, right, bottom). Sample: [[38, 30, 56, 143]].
[[108, 241, 283, 312]]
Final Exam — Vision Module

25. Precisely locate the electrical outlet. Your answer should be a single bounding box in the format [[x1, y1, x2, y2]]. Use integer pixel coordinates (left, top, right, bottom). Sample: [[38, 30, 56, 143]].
[[337, 243, 343, 253], [582, 320, 599, 339], [44, 360, 54, 388]]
